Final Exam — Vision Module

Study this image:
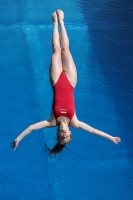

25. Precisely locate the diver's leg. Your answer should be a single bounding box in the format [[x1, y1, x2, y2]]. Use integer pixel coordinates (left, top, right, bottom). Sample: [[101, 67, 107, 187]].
[[57, 10, 77, 88], [49, 11, 62, 86]]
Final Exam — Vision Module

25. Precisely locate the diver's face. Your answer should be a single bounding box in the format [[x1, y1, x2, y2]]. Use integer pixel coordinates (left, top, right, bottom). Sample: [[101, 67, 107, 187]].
[[58, 122, 71, 144]]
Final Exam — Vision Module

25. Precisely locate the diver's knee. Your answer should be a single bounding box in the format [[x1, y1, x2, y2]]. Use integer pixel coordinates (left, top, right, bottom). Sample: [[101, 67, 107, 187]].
[[61, 47, 70, 58], [53, 45, 61, 54], [61, 45, 70, 53]]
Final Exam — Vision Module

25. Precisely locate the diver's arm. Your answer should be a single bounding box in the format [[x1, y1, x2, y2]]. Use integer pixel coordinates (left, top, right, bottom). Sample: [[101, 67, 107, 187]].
[[74, 120, 121, 144], [11, 120, 52, 150]]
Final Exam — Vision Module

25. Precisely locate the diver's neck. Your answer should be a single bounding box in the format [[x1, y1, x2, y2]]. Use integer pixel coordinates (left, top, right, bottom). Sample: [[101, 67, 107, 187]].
[[57, 116, 70, 125]]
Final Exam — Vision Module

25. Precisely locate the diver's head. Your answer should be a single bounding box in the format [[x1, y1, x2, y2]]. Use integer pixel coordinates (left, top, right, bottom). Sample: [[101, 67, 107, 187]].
[[45, 121, 72, 157], [58, 121, 71, 144]]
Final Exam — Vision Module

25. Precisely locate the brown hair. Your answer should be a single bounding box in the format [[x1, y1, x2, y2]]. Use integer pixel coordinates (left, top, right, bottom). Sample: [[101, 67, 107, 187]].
[[45, 142, 66, 157]]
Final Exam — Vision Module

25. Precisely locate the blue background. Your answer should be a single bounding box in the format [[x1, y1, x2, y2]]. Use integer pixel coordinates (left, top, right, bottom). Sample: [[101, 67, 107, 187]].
[[0, 0, 133, 199]]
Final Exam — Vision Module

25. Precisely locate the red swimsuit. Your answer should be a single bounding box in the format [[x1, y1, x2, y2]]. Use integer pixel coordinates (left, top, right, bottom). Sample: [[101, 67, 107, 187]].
[[52, 71, 75, 121]]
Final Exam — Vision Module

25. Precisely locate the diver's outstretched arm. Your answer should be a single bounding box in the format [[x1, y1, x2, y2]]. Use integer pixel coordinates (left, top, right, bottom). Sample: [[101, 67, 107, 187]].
[[76, 121, 121, 144], [11, 120, 52, 150]]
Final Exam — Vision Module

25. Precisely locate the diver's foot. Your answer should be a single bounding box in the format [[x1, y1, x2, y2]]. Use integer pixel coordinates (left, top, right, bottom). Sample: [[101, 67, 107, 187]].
[[56, 9, 64, 24], [52, 11, 58, 24]]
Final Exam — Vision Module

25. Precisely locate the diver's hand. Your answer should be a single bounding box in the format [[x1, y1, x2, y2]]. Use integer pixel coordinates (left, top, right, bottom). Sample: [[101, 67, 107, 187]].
[[11, 139, 19, 150], [112, 137, 121, 144]]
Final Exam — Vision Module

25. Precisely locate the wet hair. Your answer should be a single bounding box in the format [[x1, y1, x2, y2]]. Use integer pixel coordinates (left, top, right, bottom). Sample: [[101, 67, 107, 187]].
[[45, 128, 71, 157], [45, 142, 66, 157]]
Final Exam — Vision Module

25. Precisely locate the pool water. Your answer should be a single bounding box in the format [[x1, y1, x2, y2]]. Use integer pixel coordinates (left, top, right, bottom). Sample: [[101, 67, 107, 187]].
[[0, 0, 133, 200]]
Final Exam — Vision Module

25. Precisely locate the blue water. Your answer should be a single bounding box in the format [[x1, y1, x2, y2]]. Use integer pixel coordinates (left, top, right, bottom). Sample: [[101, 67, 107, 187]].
[[0, 0, 133, 199]]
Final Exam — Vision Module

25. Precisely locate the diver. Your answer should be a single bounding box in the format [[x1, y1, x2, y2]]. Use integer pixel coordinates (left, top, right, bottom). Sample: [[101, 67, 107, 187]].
[[11, 10, 121, 156]]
